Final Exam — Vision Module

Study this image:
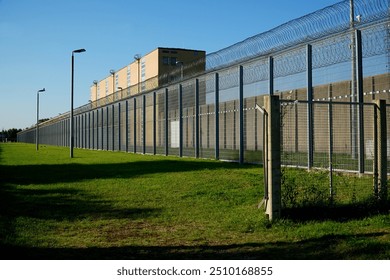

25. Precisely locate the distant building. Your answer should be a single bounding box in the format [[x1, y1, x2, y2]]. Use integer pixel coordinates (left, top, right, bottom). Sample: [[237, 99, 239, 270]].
[[90, 47, 206, 102]]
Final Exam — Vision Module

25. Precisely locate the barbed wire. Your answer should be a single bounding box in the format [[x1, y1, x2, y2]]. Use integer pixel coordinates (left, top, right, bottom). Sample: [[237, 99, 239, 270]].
[[206, 0, 389, 70]]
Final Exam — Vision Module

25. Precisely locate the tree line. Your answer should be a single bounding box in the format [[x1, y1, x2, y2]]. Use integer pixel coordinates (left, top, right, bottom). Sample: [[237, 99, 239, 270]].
[[1, 128, 22, 142]]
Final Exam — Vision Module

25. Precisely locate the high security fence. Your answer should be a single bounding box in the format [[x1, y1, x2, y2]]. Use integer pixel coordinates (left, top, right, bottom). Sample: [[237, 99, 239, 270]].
[[18, 0, 390, 178]]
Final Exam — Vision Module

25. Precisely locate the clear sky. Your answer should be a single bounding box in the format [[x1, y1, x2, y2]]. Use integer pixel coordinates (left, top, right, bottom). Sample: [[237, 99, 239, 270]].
[[0, 0, 341, 130]]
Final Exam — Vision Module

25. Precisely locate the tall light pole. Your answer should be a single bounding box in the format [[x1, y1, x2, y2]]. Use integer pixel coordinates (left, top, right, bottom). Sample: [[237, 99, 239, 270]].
[[134, 54, 141, 94], [93, 80, 98, 102], [70, 48, 86, 158], [110, 69, 115, 94], [36, 88, 46, 151]]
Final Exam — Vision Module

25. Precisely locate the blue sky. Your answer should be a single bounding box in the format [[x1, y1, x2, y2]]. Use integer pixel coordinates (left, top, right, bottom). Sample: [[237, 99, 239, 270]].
[[0, 0, 341, 130]]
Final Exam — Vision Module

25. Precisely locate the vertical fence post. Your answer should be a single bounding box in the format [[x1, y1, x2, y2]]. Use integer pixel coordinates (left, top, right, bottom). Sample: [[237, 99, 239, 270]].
[[118, 102, 121, 151], [195, 79, 200, 158], [239, 65, 244, 164], [96, 110, 99, 149], [264, 95, 281, 221], [101, 107, 104, 150], [92, 111, 95, 149], [328, 84, 334, 202], [134, 98, 137, 154], [356, 29, 365, 174], [165, 88, 169, 156], [125, 100, 129, 152], [375, 99, 387, 201], [153, 92, 157, 155], [106, 106, 109, 151], [112, 104, 115, 151], [307, 44, 314, 169], [179, 84, 183, 157], [215, 72, 220, 160], [143, 94, 146, 154], [88, 112, 90, 149], [328, 98, 334, 202], [269, 56, 274, 95], [84, 114, 86, 148]]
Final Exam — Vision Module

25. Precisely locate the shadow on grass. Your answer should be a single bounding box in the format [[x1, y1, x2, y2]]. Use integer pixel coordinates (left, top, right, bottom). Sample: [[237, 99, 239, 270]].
[[0, 183, 162, 255], [0, 184, 161, 222], [1, 232, 388, 260], [0, 159, 241, 186], [282, 199, 390, 223]]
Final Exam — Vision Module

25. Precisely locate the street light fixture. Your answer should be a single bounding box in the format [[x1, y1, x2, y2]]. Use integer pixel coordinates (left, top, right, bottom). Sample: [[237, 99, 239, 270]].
[[70, 48, 86, 158], [36, 88, 46, 151]]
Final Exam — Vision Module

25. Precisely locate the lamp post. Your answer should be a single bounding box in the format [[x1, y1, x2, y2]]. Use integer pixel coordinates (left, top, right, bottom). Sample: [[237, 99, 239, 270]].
[[93, 80, 98, 102], [134, 54, 141, 94], [70, 48, 86, 158], [36, 88, 46, 151], [110, 69, 115, 94]]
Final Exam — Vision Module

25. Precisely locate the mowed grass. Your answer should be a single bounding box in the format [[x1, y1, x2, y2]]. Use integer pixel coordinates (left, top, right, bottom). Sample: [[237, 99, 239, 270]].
[[0, 143, 389, 260]]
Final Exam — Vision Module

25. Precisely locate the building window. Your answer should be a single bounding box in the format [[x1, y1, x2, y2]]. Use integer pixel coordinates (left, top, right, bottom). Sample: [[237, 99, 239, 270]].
[[127, 66, 131, 87], [141, 59, 146, 82], [163, 56, 169, 65], [170, 57, 177, 66], [115, 73, 119, 90]]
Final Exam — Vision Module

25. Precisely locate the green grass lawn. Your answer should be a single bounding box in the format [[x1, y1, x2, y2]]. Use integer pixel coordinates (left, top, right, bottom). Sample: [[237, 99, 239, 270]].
[[0, 143, 389, 259]]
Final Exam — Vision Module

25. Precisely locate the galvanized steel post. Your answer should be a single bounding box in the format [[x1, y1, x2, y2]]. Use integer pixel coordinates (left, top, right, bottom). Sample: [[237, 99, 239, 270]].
[[143, 94, 146, 154], [165, 88, 169, 156], [215, 72, 220, 160], [239, 65, 244, 164], [307, 44, 314, 169], [195, 79, 200, 158], [356, 29, 364, 174], [179, 84, 183, 157]]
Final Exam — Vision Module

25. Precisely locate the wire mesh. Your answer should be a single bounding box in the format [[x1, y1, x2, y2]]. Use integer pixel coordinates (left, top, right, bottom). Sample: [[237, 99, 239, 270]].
[[145, 93, 155, 154], [387, 104, 390, 175], [155, 90, 166, 155]]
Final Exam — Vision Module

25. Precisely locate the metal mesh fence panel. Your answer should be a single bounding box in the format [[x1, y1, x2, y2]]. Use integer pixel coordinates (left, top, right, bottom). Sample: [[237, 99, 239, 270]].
[[280, 101, 380, 205], [218, 66, 239, 161], [167, 85, 179, 156], [155, 90, 166, 155], [182, 81, 195, 157], [281, 101, 308, 168], [128, 99, 135, 153], [198, 76, 215, 159], [102, 107, 107, 150], [113, 103, 120, 151], [145, 94, 155, 154], [387, 104, 390, 175], [243, 96, 264, 164], [107, 106, 113, 151], [135, 96, 143, 153]]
